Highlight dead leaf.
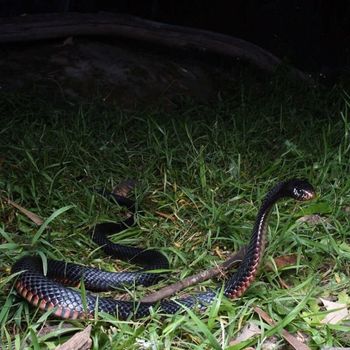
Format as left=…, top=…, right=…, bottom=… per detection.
left=214, top=246, right=227, bottom=260
left=274, top=254, right=298, bottom=268
left=155, top=211, right=176, bottom=221
left=297, top=214, right=325, bottom=225
left=6, top=198, right=43, bottom=225
left=229, top=322, right=261, bottom=345
left=174, top=242, right=181, bottom=248
left=266, top=254, right=298, bottom=271
left=254, top=306, right=311, bottom=350
left=320, top=298, right=349, bottom=324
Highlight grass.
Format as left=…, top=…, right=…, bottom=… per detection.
left=0, top=79, right=350, bottom=349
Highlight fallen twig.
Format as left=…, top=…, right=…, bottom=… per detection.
left=141, top=246, right=246, bottom=302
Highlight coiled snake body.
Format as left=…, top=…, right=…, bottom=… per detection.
left=12, top=179, right=315, bottom=319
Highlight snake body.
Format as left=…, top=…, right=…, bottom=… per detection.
left=12, top=179, right=315, bottom=319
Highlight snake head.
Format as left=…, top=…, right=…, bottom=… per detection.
left=284, top=179, right=316, bottom=201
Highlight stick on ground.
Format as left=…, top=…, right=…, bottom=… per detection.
left=141, top=246, right=247, bottom=303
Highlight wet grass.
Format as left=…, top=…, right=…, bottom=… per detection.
left=0, top=82, right=350, bottom=349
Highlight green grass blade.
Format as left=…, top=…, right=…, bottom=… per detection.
left=32, top=205, right=75, bottom=244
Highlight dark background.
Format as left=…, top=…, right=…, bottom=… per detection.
left=0, top=0, right=349, bottom=77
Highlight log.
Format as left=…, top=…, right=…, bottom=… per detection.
left=0, top=12, right=310, bottom=82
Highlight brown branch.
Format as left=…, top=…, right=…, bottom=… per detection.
left=0, top=12, right=310, bottom=82
left=141, top=246, right=247, bottom=303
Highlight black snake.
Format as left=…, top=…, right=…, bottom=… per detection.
left=12, top=179, right=315, bottom=319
